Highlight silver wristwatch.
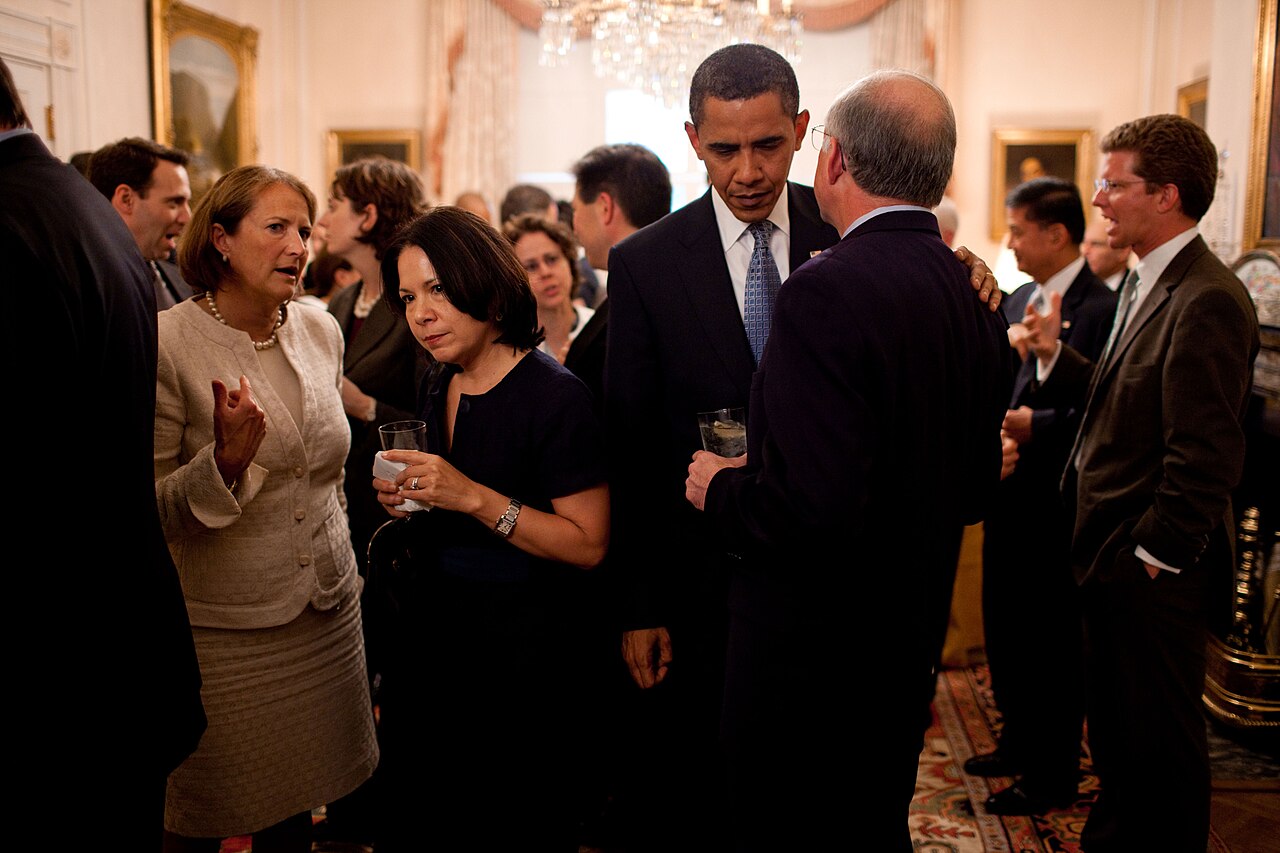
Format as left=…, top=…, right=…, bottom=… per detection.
left=494, top=498, right=522, bottom=538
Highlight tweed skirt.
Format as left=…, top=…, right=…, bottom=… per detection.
left=164, top=586, right=378, bottom=838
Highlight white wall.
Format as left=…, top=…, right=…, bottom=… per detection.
left=1, top=0, right=1263, bottom=260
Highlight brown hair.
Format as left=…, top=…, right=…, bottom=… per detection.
left=502, top=213, right=584, bottom=299
left=180, top=165, right=317, bottom=293
left=331, top=157, right=427, bottom=259
left=1100, top=114, right=1217, bottom=221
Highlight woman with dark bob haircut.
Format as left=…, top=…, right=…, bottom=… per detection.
left=157, top=165, right=378, bottom=851
left=369, top=205, right=609, bottom=851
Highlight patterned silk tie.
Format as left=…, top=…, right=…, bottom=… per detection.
left=744, top=220, right=781, bottom=364
left=1099, top=269, right=1139, bottom=368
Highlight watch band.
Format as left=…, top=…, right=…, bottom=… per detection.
left=493, top=498, right=522, bottom=538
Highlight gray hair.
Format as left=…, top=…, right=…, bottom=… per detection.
left=825, top=70, right=955, bottom=207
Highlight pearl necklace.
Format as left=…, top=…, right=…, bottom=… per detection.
left=206, top=290, right=283, bottom=351
left=352, top=284, right=380, bottom=319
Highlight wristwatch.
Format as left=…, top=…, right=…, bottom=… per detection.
left=493, top=498, right=522, bottom=538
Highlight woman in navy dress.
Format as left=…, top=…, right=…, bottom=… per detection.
left=370, top=206, right=609, bottom=851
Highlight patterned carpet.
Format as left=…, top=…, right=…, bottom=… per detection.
left=220, top=663, right=1277, bottom=851
left=912, top=664, right=1279, bottom=853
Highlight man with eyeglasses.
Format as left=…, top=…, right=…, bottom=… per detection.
left=605, top=45, right=1002, bottom=847
left=684, top=69, right=1011, bottom=852
left=1026, top=114, right=1259, bottom=853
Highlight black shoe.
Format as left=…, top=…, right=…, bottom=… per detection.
left=963, top=750, right=1021, bottom=777
left=983, top=782, right=1075, bottom=816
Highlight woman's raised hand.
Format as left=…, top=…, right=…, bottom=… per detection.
left=212, top=375, right=266, bottom=488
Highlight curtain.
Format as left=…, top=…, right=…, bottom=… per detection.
left=424, top=0, right=517, bottom=213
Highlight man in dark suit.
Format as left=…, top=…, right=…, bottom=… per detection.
left=686, top=70, right=1012, bottom=852
left=567, top=142, right=672, bottom=411
left=0, top=58, right=205, bottom=845
left=1028, top=114, right=1259, bottom=852
left=87, top=136, right=194, bottom=309
left=969, top=177, right=1118, bottom=814
left=603, top=44, right=839, bottom=848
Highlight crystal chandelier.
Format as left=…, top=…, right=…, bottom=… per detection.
left=538, top=1, right=803, bottom=111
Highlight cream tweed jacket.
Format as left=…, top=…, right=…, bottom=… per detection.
left=155, top=299, right=359, bottom=629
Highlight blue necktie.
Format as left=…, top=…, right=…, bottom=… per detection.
left=744, top=220, right=781, bottom=364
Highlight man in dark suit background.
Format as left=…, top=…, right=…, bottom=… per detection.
left=603, top=43, right=839, bottom=848
left=88, top=136, right=194, bottom=309
left=0, top=58, right=205, bottom=845
left=1028, top=114, right=1259, bottom=852
left=685, top=69, right=1012, bottom=852
left=969, top=177, right=1118, bottom=814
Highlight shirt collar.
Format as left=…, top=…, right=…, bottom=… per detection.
left=842, top=204, right=933, bottom=239
left=1039, top=255, right=1087, bottom=297
left=710, top=185, right=790, bottom=254
left=0, top=127, right=34, bottom=145
left=1134, top=226, right=1199, bottom=297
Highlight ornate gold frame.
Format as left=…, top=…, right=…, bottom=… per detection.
left=325, top=129, right=423, bottom=183
left=989, top=128, right=1095, bottom=241
left=1244, top=0, right=1278, bottom=252
left=149, top=0, right=258, bottom=168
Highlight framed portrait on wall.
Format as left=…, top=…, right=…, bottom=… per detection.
left=325, top=129, right=423, bottom=183
left=149, top=0, right=258, bottom=203
left=1177, top=78, right=1209, bottom=129
left=989, top=128, right=1094, bottom=241
left=1244, top=0, right=1280, bottom=252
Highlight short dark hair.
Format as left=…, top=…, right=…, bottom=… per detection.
left=331, top=156, right=427, bottom=260
left=689, top=44, right=799, bottom=127
left=572, top=143, right=672, bottom=229
left=499, top=183, right=554, bottom=225
left=381, top=206, right=543, bottom=351
left=0, top=57, right=31, bottom=130
left=503, top=213, right=584, bottom=299
left=1101, top=114, right=1218, bottom=221
left=87, top=137, right=189, bottom=200
left=181, top=165, right=317, bottom=294
left=826, top=70, right=955, bottom=208
left=305, top=251, right=355, bottom=299
left=69, top=151, right=93, bottom=177
left=1005, top=176, right=1086, bottom=243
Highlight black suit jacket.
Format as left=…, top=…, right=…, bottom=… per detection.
left=328, top=284, right=429, bottom=565
left=604, top=184, right=839, bottom=631
left=1, top=131, right=205, bottom=832
left=704, top=209, right=1011, bottom=635
left=1000, top=264, right=1118, bottom=490
left=1043, top=236, right=1259, bottom=585
left=156, top=257, right=193, bottom=307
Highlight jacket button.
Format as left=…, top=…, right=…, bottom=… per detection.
left=299, top=554, right=312, bottom=567
left=295, top=509, right=306, bottom=520
left=294, top=466, right=304, bottom=477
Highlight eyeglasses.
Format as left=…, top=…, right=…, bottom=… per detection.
left=1094, top=178, right=1146, bottom=193
left=810, top=124, right=832, bottom=152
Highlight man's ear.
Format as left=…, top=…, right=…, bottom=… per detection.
left=598, top=191, right=616, bottom=226
left=111, top=184, right=134, bottom=217
left=825, top=139, right=845, bottom=186
left=684, top=121, right=705, bottom=162
left=1154, top=183, right=1182, bottom=216
left=792, top=109, right=810, bottom=152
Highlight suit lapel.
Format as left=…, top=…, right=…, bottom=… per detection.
left=344, top=299, right=400, bottom=371
left=679, top=191, right=755, bottom=393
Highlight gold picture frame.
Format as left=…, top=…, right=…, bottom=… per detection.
left=1244, top=0, right=1279, bottom=252
left=325, top=129, right=423, bottom=184
left=149, top=0, right=258, bottom=201
left=989, top=128, right=1095, bottom=241
left=1177, top=78, right=1209, bottom=129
